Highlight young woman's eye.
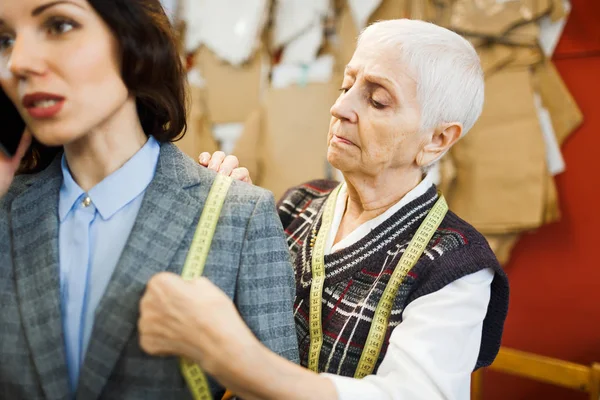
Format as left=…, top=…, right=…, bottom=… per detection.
left=0, top=35, right=15, bottom=51
left=46, top=18, right=78, bottom=35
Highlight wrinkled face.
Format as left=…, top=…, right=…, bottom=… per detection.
left=327, top=36, right=427, bottom=177
left=0, top=0, right=129, bottom=147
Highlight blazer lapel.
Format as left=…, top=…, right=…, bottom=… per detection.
left=76, top=144, right=204, bottom=399
left=11, top=160, right=71, bottom=400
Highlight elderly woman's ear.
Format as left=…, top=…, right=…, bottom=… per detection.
left=416, top=123, right=463, bottom=167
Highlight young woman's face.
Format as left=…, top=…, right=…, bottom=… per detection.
left=0, top=0, right=130, bottom=147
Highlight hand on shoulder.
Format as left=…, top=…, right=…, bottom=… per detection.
left=198, top=151, right=252, bottom=184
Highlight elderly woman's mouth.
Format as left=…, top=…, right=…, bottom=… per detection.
left=331, top=135, right=356, bottom=146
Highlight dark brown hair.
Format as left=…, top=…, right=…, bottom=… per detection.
left=7, top=0, right=188, bottom=174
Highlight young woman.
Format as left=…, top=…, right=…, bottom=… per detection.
left=0, top=1, right=299, bottom=399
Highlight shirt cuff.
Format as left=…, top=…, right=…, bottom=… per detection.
left=321, top=373, right=391, bottom=400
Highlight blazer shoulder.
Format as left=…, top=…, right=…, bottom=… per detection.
left=193, top=164, right=276, bottom=215
left=165, top=144, right=276, bottom=212
left=1, top=172, right=45, bottom=211
left=228, top=179, right=274, bottom=203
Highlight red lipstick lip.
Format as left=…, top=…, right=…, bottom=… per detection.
left=22, top=92, right=65, bottom=108
left=22, top=92, right=66, bottom=119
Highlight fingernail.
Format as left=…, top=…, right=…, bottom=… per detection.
left=200, top=155, right=209, bottom=164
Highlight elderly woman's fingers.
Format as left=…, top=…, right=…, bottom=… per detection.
left=217, top=155, right=240, bottom=176
left=198, top=152, right=211, bottom=167
left=230, top=168, right=252, bottom=184
left=207, top=151, right=226, bottom=172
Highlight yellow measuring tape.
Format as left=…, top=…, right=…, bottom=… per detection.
left=307, top=185, right=342, bottom=372
left=179, top=173, right=233, bottom=400
left=308, top=185, right=448, bottom=378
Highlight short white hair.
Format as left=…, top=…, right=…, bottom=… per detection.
left=358, top=19, right=484, bottom=137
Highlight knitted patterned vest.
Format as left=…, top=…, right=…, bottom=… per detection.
left=277, top=180, right=509, bottom=377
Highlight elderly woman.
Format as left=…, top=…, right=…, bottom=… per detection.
left=138, top=19, right=509, bottom=400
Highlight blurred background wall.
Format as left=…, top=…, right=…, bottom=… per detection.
left=484, top=0, right=600, bottom=398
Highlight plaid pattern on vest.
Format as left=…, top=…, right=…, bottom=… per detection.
left=277, top=180, right=509, bottom=377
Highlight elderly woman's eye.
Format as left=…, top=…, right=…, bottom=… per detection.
left=370, top=98, right=385, bottom=109
left=339, top=87, right=350, bottom=94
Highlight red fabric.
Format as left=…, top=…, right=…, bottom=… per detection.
left=484, top=0, right=600, bottom=398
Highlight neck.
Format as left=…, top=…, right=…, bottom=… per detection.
left=63, top=99, right=148, bottom=192
left=333, top=167, right=423, bottom=246
left=343, top=167, right=423, bottom=221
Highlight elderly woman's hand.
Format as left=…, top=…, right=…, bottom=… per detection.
left=139, top=272, right=339, bottom=400
left=138, top=272, right=260, bottom=377
left=0, top=130, right=31, bottom=198
left=198, top=151, right=252, bottom=184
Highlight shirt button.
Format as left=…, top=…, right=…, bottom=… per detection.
left=82, top=196, right=92, bottom=207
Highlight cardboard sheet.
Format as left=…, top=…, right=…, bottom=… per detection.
left=533, top=60, right=583, bottom=145
left=540, top=0, right=571, bottom=56
left=477, top=45, right=514, bottom=76
left=232, top=108, right=264, bottom=184
left=260, top=82, right=339, bottom=199
left=175, top=86, right=220, bottom=159
left=333, top=0, right=408, bottom=75
left=448, top=69, right=547, bottom=234
left=543, top=172, right=561, bottom=224
left=195, top=46, right=268, bottom=124
left=234, top=82, right=339, bottom=199
left=448, top=0, right=551, bottom=37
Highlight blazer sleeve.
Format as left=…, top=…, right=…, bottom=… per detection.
left=234, top=191, right=300, bottom=364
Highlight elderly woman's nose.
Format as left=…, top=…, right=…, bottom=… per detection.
left=330, top=94, right=358, bottom=124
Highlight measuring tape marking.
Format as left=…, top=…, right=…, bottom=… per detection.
left=179, top=173, right=233, bottom=400
left=307, top=185, right=448, bottom=378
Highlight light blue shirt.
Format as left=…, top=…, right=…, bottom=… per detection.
left=58, top=136, right=160, bottom=394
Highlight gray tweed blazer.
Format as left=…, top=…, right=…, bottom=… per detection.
left=0, top=143, right=299, bottom=400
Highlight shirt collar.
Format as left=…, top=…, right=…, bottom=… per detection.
left=327, top=174, right=434, bottom=253
left=59, top=136, right=160, bottom=221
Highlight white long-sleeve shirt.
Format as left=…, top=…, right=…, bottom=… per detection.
left=322, top=177, right=493, bottom=400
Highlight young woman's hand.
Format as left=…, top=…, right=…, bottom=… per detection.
left=0, top=130, right=31, bottom=198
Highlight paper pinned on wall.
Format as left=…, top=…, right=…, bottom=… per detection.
left=281, top=19, right=324, bottom=64
left=272, top=0, right=331, bottom=48
left=271, top=55, right=335, bottom=89
left=187, top=68, right=206, bottom=88
left=348, top=0, right=382, bottom=32
left=213, top=123, right=245, bottom=154
left=539, top=0, right=571, bottom=57
left=160, top=0, right=179, bottom=22
left=534, top=93, right=566, bottom=176
left=182, top=0, right=269, bottom=66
